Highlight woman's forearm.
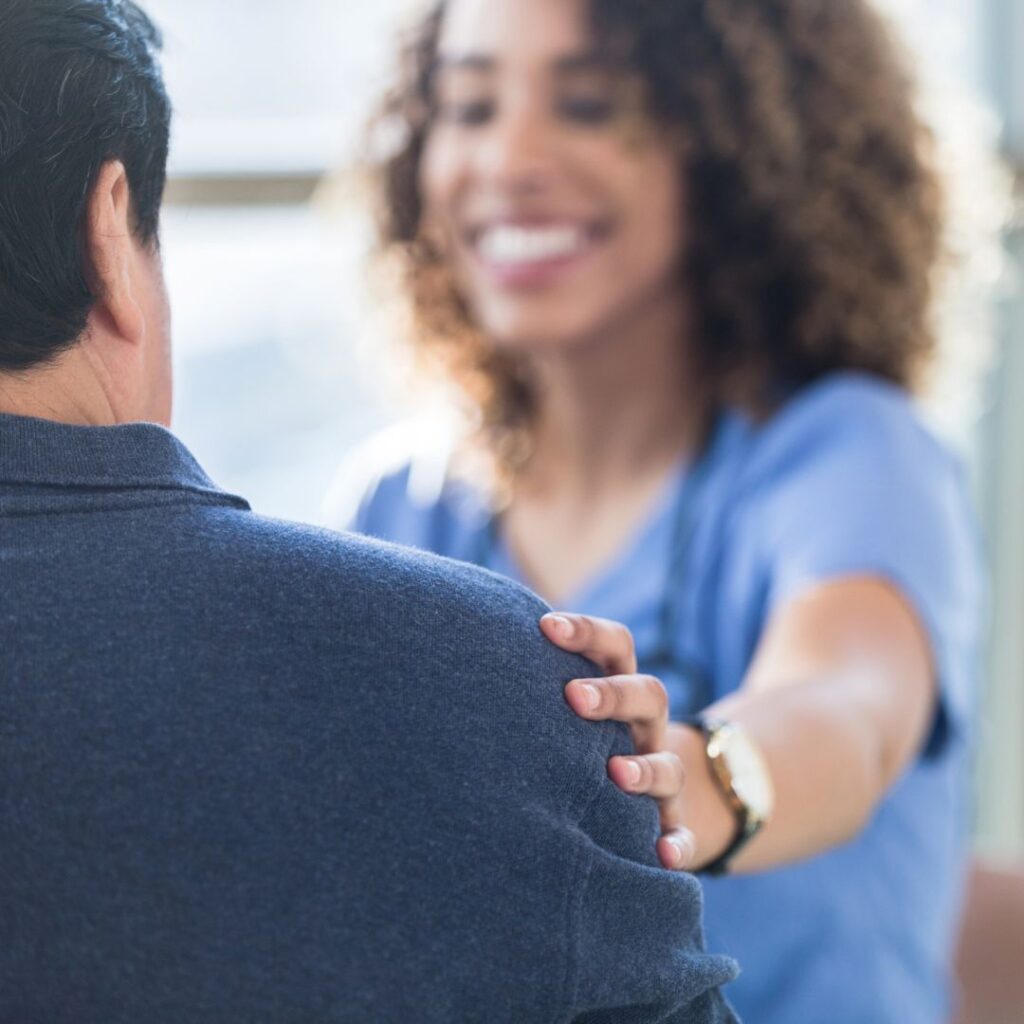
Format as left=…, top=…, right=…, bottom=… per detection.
left=676, top=577, right=937, bottom=874
left=673, top=675, right=892, bottom=873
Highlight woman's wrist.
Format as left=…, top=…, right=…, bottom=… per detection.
left=671, top=722, right=740, bottom=871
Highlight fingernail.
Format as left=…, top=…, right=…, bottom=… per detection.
left=578, top=683, right=600, bottom=711
left=669, top=835, right=695, bottom=868
left=625, top=760, right=642, bottom=786
left=547, top=615, right=575, bottom=640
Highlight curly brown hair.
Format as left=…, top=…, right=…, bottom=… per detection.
left=373, top=0, right=944, bottom=475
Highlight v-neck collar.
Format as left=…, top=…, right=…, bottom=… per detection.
left=487, top=452, right=693, bottom=610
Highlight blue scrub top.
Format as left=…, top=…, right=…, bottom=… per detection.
left=331, top=372, right=982, bottom=1024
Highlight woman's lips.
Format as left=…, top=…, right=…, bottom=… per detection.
left=469, top=221, right=603, bottom=288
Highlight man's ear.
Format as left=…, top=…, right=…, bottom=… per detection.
left=84, top=160, right=146, bottom=347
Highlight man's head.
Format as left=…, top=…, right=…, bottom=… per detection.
left=0, top=0, right=173, bottom=425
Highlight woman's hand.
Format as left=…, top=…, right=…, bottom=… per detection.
left=540, top=611, right=697, bottom=871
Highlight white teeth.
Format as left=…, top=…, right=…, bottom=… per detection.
left=477, top=225, right=588, bottom=265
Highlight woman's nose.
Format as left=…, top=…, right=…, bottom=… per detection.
left=474, top=101, right=558, bottom=193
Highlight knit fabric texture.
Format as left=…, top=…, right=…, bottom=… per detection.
left=0, top=413, right=738, bottom=1024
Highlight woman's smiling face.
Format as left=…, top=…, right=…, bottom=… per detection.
left=420, top=0, right=687, bottom=353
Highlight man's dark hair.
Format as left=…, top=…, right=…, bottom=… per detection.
left=0, top=0, right=170, bottom=372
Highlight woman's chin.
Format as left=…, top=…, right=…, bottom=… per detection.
left=481, top=316, right=611, bottom=357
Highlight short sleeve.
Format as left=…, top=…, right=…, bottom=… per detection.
left=744, top=375, right=983, bottom=757
left=319, top=446, right=384, bottom=535
left=320, top=417, right=456, bottom=537
left=569, top=725, right=739, bottom=1023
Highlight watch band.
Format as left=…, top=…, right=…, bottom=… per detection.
left=682, top=715, right=767, bottom=877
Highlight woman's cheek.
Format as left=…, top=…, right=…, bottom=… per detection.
left=418, top=140, right=448, bottom=225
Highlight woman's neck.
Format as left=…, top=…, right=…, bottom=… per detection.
left=521, top=293, right=707, bottom=499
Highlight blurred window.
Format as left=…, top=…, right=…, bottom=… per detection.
left=147, top=0, right=408, bottom=519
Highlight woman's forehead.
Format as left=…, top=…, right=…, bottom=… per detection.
left=436, top=0, right=594, bottom=67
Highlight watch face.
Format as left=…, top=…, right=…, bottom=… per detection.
left=714, top=726, right=775, bottom=820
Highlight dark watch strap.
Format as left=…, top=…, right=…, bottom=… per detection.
left=681, top=716, right=756, bottom=877
left=701, top=807, right=758, bottom=878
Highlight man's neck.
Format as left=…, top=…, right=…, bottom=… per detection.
left=0, top=347, right=121, bottom=426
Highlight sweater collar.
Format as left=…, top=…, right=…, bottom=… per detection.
left=0, top=413, right=245, bottom=505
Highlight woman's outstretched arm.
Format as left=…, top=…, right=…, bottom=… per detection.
left=544, top=575, right=936, bottom=873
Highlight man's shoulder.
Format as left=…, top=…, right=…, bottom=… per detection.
left=161, top=503, right=595, bottom=714
left=183, top=502, right=546, bottom=628
left=171, top=501, right=615, bottom=803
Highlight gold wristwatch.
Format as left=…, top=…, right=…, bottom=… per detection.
left=685, top=716, right=775, bottom=876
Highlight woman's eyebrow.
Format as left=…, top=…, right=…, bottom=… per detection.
left=554, top=51, right=623, bottom=74
left=432, top=51, right=621, bottom=76
left=433, top=54, right=495, bottom=75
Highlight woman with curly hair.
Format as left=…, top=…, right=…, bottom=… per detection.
left=334, top=0, right=982, bottom=1018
